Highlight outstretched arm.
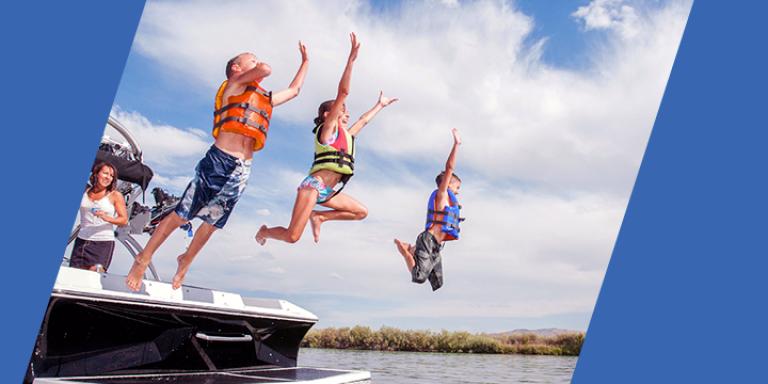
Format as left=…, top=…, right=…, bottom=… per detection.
left=320, top=33, right=360, bottom=144
left=437, top=128, right=462, bottom=197
left=272, top=41, right=310, bottom=107
left=348, top=91, right=398, bottom=136
left=231, top=59, right=272, bottom=85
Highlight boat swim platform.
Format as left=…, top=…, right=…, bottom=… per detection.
left=32, top=367, right=372, bottom=384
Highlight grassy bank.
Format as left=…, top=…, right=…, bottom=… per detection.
left=301, top=326, right=583, bottom=356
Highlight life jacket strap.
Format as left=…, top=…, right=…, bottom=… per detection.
left=312, top=157, right=355, bottom=170
left=244, top=85, right=272, bottom=98
left=213, top=116, right=268, bottom=135
left=214, top=102, right=270, bottom=120
left=428, top=209, right=461, bottom=219
left=313, top=150, right=354, bottom=161
left=313, top=150, right=355, bottom=170
left=428, top=219, right=461, bottom=231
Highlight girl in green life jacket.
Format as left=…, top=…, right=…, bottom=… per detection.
left=256, top=33, right=397, bottom=245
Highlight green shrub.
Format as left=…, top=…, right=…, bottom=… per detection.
left=302, top=327, right=584, bottom=356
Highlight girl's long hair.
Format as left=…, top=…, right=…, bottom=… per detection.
left=313, top=99, right=335, bottom=130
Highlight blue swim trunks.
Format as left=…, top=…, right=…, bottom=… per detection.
left=175, top=145, right=251, bottom=229
left=299, top=175, right=335, bottom=203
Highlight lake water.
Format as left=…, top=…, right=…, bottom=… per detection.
left=298, top=348, right=577, bottom=384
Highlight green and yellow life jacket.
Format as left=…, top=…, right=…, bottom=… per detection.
left=309, top=123, right=355, bottom=175
left=307, top=123, right=355, bottom=203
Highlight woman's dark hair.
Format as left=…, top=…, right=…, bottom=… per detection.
left=313, top=99, right=335, bottom=127
left=435, top=171, right=461, bottom=187
left=89, top=161, right=119, bottom=192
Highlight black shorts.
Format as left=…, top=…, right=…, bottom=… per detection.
left=69, top=237, right=115, bottom=271
left=411, top=230, right=444, bottom=291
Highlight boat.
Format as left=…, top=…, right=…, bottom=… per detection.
left=25, top=116, right=371, bottom=384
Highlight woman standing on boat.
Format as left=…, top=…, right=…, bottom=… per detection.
left=256, top=33, right=397, bottom=245
left=70, top=161, right=128, bottom=272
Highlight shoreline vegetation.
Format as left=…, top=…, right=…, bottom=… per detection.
left=301, top=326, right=584, bottom=356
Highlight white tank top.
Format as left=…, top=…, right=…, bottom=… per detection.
left=78, top=191, right=117, bottom=241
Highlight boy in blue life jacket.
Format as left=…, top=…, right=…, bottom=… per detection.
left=394, top=128, right=463, bottom=291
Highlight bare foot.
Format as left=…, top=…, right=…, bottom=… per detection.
left=255, top=225, right=267, bottom=246
left=172, top=253, right=192, bottom=290
left=394, top=239, right=412, bottom=258
left=126, top=256, right=149, bottom=291
left=310, top=212, right=324, bottom=243
left=394, top=238, right=416, bottom=271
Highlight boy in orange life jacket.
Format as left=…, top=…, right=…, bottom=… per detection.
left=394, top=128, right=463, bottom=291
left=126, top=42, right=310, bottom=292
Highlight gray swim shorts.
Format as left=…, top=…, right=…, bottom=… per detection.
left=411, top=230, right=444, bottom=291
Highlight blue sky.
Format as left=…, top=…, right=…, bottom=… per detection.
left=98, top=0, right=691, bottom=333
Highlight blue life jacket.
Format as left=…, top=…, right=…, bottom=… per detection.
left=425, top=189, right=464, bottom=241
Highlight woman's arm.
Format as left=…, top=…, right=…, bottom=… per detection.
left=271, top=41, right=309, bottom=107
left=348, top=91, right=398, bottom=136
left=95, top=191, right=128, bottom=226
left=320, top=33, right=360, bottom=144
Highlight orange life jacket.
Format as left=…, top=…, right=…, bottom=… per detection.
left=213, top=80, right=273, bottom=151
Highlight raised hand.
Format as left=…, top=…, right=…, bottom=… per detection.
left=378, top=91, right=399, bottom=107
left=451, top=128, right=461, bottom=145
left=348, top=32, right=361, bottom=62
left=299, top=40, right=308, bottom=62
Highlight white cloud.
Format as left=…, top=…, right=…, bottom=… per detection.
left=132, top=0, right=688, bottom=197
left=109, top=107, right=210, bottom=171
left=107, top=0, right=692, bottom=330
left=572, top=0, right=641, bottom=39
left=438, top=0, right=460, bottom=8
left=149, top=173, right=193, bottom=194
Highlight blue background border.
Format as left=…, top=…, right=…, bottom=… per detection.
left=0, top=1, right=145, bottom=380
left=574, top=2, right=768, bottom=382
left=3, top=1, right=767, bottom=382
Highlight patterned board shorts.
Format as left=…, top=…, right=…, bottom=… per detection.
left=174, top=145, right=251, bottom=229
left=298, top=175, right=335, bottom=203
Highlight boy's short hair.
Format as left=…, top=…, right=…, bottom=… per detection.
left=225, top=56, right=238, bottom=79
left=225, top=53, right=249, bottom=79
left=435, top=171, right=461, bottom=187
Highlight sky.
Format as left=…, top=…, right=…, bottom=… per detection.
left=73, top=0, right=691, bottom=333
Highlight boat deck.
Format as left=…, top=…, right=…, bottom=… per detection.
left=30, top=268, right=370, bottom=384
left=52, top=266, right=318, bottom=322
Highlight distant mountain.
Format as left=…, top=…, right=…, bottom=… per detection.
left=487, top=328, right=581, bottom=338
